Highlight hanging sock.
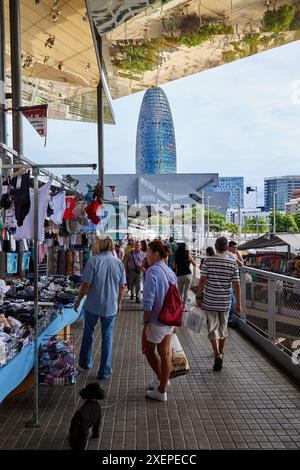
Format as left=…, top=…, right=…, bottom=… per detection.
left=85, top=199, right=100, bottom=225
left=11, top=171, right=31, bottom=227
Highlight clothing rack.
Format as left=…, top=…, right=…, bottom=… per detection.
left=0, top=142, right=97, bottom=427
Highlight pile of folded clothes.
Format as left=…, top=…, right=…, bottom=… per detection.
left=0, top=313, right=33, bottom=367
left=39, top=338, right=77, bottom=386
left=0, top=275, right=82, bottom=367
left=4, top=275, right=81, bottom=305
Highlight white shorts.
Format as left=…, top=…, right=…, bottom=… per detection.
left=147, top=322, right=174, bottom=344
left=204, top=310, right=229, bottom=341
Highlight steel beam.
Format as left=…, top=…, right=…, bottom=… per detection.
left=9, top=0, right=23, bottom=160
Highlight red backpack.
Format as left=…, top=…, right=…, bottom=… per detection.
left=157, top=265, right=184, bottom=327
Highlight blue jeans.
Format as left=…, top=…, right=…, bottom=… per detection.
left=79, top=310, right=117, bottom=378
left=229, top=289, right=235, bottom=322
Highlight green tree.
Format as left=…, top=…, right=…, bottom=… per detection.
left=243, top=216, right=268, bottom=234
left=205, top=210, right=226, bottom=232
left=225, top=222, right=238, bottom=234
left=269, top=211, right=298, bottom=232
left=293, top=211, right=300, bottom=230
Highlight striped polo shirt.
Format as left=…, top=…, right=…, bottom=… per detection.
left=201, top=254, right=240, bottom=312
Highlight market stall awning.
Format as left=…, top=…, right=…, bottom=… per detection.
left=4, top=1, right=300, bottom=122
left=238, top=233, right=300, bottom=251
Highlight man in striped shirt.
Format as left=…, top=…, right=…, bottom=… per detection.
left=197, top=237, right=241, bottom=371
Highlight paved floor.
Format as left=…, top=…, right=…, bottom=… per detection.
left=0, top=296, right=300, bottom=450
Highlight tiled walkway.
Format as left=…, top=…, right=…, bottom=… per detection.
left=0, top=296, right=300, bottom=450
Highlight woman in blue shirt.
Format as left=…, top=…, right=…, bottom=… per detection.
left=74, top=235, right=126, bottom=380
left=142, top=240, right=178, bottom=402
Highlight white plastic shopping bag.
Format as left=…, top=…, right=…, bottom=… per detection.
left=182, top=306, right=205, bottom=333
left=170, top=333, right=189, bottom=378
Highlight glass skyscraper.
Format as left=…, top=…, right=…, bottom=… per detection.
left=136, top=87, right=176, bottom=174
left=206, top=177, right=244, bottom=209
left=264, top=176, right=300, bottom=211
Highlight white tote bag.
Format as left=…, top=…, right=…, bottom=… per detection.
left=170, top=333, right=189, bottom=378
left=182, top=306, right=205, bottom=333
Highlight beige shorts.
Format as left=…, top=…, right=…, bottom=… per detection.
left=147, top=322, right=174, bottom=344
left=204, top=310, right=229, bottom=341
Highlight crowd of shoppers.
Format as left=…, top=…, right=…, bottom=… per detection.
left=74, top=234, right=242, bottom=402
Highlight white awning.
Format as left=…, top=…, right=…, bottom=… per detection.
left=276, top=233, right=300, bottom=250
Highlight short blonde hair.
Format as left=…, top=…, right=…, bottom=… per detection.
left=94, top=236, right=115, bottom=254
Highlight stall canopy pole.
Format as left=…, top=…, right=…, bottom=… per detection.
left=9, top=0, right=23, bottom=162
left=31, top=167, right=40, bottom=427
left=97, top=37, right=104, bottom=185
left=0, top=0, right=10, bottom=169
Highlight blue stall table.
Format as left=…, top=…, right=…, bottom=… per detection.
left=0, top=306, right=81, bottom=403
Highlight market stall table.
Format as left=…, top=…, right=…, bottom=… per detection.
left=0, top=305, right=81, bottom=403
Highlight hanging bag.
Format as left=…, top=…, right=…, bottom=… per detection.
left=156, top=265, right=183, bottom=327
left=182, top=306, right=205, bottom=333
left=170, top=333, right=189, bottom=378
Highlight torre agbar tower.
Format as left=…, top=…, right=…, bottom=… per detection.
left=136, top=87, right=177, bottom=174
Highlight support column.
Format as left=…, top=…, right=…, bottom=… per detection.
left=0, top=0, right=10, bottom=167
left=9, top=0, right=23, bottom=161
left=26, top=167, right=40, bottom=428
left=97, top=38, right=104, bottom=184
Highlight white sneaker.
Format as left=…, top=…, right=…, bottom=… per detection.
left=146, top=389, right=167, bottom=402
left=147, top=378, right=170, bottom=389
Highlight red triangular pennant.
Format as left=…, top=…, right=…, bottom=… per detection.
left=19, top=105, right=48, bottom=146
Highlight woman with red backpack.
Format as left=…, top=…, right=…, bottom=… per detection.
left=142, top=240, right=183, bottom=402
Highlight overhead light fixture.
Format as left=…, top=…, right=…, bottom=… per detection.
left=45, top=35, right=55, bottom=48
left=51, top=8, right=61, bottom=23
left=85, top=63, right=90, bottom=73
left=189, top=193, right=203, bottom=204
left=23, top=55, right=33, bottom=69
left=58, top=61, right=64, bottom=70
left=43, top=56, right=49, bottom=64
left=82, top=11, right=88, bottom=22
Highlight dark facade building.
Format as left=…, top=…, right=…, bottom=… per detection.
left=136, top=87, right=176, bottom=174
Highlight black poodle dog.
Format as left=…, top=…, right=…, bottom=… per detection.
left=69, top=382, right=105, bottom=450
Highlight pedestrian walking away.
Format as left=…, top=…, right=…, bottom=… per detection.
left=174, top=242, right=197, bottom=310
left=125, top=241, right=145, bottom=303
left=227, top=240, right=244, bottom=327
left=74, top=235, right=126, bottom=380
left=197, top=236, right=241, bottom=372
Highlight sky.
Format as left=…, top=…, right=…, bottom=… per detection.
left=8, top=39, right=300, bottom=204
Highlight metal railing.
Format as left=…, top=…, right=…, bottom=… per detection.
left=239, top=267, right=300, bottom=371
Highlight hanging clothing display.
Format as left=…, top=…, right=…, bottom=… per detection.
left=51, top=191, right=66, bottom=226
left=11, top=172, right=31, bottom=227
left=72, top=201, right=89, bottom=226
left=0, top=178, right=13, bottom=210
left=14, top=181, right=52, bottom=242
left=64, top=197, right=76, bottom=220
left=85, top=199, right=100, bottom=225
left=5, top=207, right=17, bottom=235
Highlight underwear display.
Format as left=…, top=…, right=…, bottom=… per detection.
left=0, top=275, right=81, bottom=368
left=11, top=172, right=31, bottom=227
